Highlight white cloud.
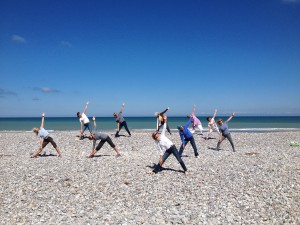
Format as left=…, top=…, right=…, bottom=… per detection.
left=34, top=87, right=60, bottom=93
left=61, top=41, right=73, bottom=48
left=11, top=34, right=27, bottom=43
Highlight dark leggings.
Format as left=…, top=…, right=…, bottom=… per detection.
left=96, top=137, right=116, bottom=151
left=153, top=145, right=187, bottom=173
left=42, top=136, right=57, bottom=149
left=179, top=136, right=198, bottom=157
left=115, top=121, right=131, bottom=136
left=217, top=133, right=235, bottom=151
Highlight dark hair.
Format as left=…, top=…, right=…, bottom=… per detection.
left=206, top=117, right=211, bottom=121
left=152, top=132, right=158, bottom=140
left=77, top=112, right=80, bottom=117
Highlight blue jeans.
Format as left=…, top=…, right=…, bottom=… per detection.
left=153, top=145, right=187, bottom=173
left=179, top=136, right=198, bottom=157
left=82, top=123, right=92, bottom=134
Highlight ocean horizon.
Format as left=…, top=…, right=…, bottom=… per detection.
left=0, top=116, right=300, bottom=132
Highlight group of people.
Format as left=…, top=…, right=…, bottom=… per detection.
left=31, top=102, right=236, bottom=175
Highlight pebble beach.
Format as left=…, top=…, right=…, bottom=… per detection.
left=0, top=130, right=299, bottom=224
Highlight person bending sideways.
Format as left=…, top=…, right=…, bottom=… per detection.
left=206, top=109, right=220, bottom=139
left=32, top=113, right=62, bottom=158
left=187, top=104, right=203, bottom=135
left=87, top=117, right=121, bottom=158
left=149, top=116, right=187, bottom=175
left=216, top=112, right=236, bottom=152
left=155, top=107, right=172, bottom=135
left=113, top=102, right=131, bottom=137
left=178, top=117, right=199, bottom=158
left=77, top=101, right=92, bottom=140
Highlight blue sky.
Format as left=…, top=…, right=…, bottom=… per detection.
left=1, top=0, right=300, bottom=117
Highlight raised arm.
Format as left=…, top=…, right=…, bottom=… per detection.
left=192, top=104, right=196, bottom=115
left=212, top=109, right=217, bottom=119
left=226, top=112, right=235, bottom=123
left=160, top=107, right=169, bottom=115
left=41, top=112, right=45, bottom=128
left=119, top=102, right=125, bottom=113
left=83, top=101, right=89, bottom=114
left=184, top=117, right=193, bottom=129
left=92, top=116, right=96, bottom=132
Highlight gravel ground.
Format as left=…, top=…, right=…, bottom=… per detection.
left=0, top=131, right=299, bottom=224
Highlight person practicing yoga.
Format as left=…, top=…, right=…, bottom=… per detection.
left=32, top=113, right=62, bottom=158
left=149, top=116, right=187, bottom=174
left=113, top=102, right=131, bottom=137
left=187, top=104, right=203, bottom=135
left=206, top=109, right=220, bottom=139
left=77, top=101, right=92, bottom=140
left=178, top=117, right=199, bottom=158
left=155, top=107, right=172, bottom=135
left=216, top=112, right=236, bottom=152
left=87, top=117, right=121, bottom=158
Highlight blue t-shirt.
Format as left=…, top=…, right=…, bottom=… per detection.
left=38, top=128, right=49, bottom=139
left=219, top=122, right=230, bottom=135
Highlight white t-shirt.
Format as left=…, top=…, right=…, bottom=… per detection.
left=79, top=113, right=90, bottom=124
left=208, top=118, right=217, bottom=129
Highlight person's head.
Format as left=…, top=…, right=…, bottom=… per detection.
left=187, top=114, right=192, bottom=118
left=113, top=113, right=117, bottom=118
left=33, top=127, right=39, bottom=134
left=206, top=117, right=212, bottom=122
left=177, top=125, right=183, bottom=131
left=152, top=132, right=159, bottom=140
left=77, top=112, right=81, bottom=118
left=217, top=118, right=223, bottom=125
left=154, top=112, right=159, bottom=117
left=89, top=134, right=94, bottom=140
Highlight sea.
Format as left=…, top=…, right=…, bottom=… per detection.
left=0, top=116, right=300, bottom=132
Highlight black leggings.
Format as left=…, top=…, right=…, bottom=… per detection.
left=96, top=137, right=116, bottom=151
left=115, top=121, right=131, bottom=136
left=154, top=145, right=187, bottom=173
left=42, top=136, right=57, bottom=149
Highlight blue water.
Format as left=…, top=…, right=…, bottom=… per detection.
left=0, top=116, right=300, bottom=132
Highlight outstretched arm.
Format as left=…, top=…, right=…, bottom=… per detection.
left=41, top=113, right=45, bottom=128
left=192, top=104, right=196, bottom=115
left=160, top=107, right=169, bottom=115
left=83, top=101, right=89, bottom=114
left=226, top=112, right=235, bottom=123
left=92, top=116, right=96, bottom=132
left=119, top=102, right=125, bottom=113
left=212, top=109, right=217, bottom=119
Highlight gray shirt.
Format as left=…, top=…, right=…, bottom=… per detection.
left=116, top=113, right=125, bottom=123
left=219, top=122, right=230, bottom=135
left=92, top=132, right=109, bottom=150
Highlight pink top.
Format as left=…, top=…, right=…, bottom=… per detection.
left=192, top=115, right=201, bottom=127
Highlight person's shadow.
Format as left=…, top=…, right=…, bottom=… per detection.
left=147, top=164, right=185, bottom=174
left=38, top=153, right=57, bottom=157
left=207, top=147, right=221, bottom=151
left=89, top=154, right=111, bottom=158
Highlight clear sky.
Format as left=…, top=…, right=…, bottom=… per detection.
left=1, top=0, right=300, bottom=117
